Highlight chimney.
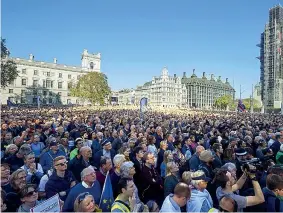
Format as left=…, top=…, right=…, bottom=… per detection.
left=183, top=72, right=186, bottom=77
left=29, top=54, right=34, bottom=61
left=53, top=58, right=57, bottom=64
left=174, top=74, right=176, bottom=78
left=211, top=74, right=214, bottom=80
left=203, top=72, right=206, bottom=77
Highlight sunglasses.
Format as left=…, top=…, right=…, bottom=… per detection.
left=25, top=189, right=38, bottom=197
left=78, top=192, right=90, bottom=203
left=218, top=206, right=230, bottom=212
left=55, top=161, right=68, bottom=166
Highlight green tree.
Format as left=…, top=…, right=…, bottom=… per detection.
left=69, top=72, right=111, bottom=105
left=1, top=39, right=18, bottom=88
left=242, top=98, right=261, bottom=110
left=214, top=95, right=234, bottom=110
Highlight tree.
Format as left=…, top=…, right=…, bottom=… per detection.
left=1, top=39, right=18, bottom=88
left=241, top=98, right=261, bottom=110
left=214, top=95, right=234, bottom=110
left=69, top=72, right=111, bottom=105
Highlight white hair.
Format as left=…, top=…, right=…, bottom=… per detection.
left=221, top=162, right=236, bottom=172
left=190, top=170, right=205, bottom=188
left=120, top=161, right=134, bottom=178
left=113, top=154, right=126, bottom=167
left=79, top=146, right=91, bottom=154
left=80, top=166, right=95, bottom=180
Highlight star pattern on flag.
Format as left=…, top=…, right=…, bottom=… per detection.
left=103, top=199, right=107, bottom=204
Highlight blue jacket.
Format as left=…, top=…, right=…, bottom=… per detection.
left=63, top=181, right=101, bottom=212
left=262, top=187, right=283, bottom=212
left=160, top=194, right=181, bottom=212
left=45, top=170, right=76, bottom=201
left=189, top=153, right=200, bottom=171
left=39, top=150, right=66, bottom=173
left=187, top=189, right=213, bottom=212
left=91, top=139, right=102, bottom=154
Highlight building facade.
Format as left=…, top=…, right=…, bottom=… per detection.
left=181, top=70, right=235, bottom=109
left=117, top=67, right=235, bottom=109
left=259, top=4, right=283, bottom=109
left=1, top=49, right=101, bottom=105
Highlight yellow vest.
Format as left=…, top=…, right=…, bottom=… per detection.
left=111, top=197, right=130, bottom=213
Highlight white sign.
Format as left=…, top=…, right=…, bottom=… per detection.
left=30, top=194, right=60, bottom=213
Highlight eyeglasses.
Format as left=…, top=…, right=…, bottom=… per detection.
left=55, top=161, right=68, bottom=166
left=25, top=189, right=38, bottom=197
left=218, top=206, right=230, bottom=212
left=78, top=192, right=90, bottom=203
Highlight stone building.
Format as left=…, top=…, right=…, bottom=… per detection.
left=181, top=70, right=235, bottom=109
left=1, top=49, right=101, bottom=105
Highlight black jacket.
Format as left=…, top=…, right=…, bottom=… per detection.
left=68, top=156, right=93, bottom=181
left=93, top=149, right=116, bottom=168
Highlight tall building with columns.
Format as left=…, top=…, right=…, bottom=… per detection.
left=181, top=70, right=235, bottom=109
left=1, top=49, right=101, bottom=105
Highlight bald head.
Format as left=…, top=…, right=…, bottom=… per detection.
left=196, top=146, right=204, bottom=155
left=219, top=196, right=237, bottom=212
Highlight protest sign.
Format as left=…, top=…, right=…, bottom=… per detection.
left=30, top=194, right=60, bottom=213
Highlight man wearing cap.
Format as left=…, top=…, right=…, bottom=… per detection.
left=93, top=139, right=115, bottom=168
left=70, top=137, right=84, bottom=160
left=39, top=140, right=66, bottom=173
left=187, top=170, right=213, bottom=212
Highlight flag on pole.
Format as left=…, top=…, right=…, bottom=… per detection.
left=237, top=99, right=246, bottom=112
left=37, top=96, right=41, bottom=109
left=7, top=99, right=17, bottom=109
left=140, top=97, right=148, bottom=120
left=99, top=171, right=114, bottom=212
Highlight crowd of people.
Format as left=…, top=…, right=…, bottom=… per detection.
left=1, top=106, right=283, bottom=212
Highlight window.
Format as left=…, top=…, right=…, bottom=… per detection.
left=33, top=90, right=37, bottom=95
left=9, top=89, right=13, bottom=93
left=58, top=92, right=62, bottom=96
left=21, top=97, right=25, bottom=104
left=68, top=74, right=71, bottom=79
left=8, top=97, right=15, bottom=102
left=49, top=98, right=52, bottom=104
left=58, top=82, right=62, bottom=89
left=49, top=92, right=53, bottom=96
left=21, top=89, right=26, bottom=95
left=33, top=98, right=37, bottom=104
left=22, top=69, right=27, bottom=74
left=43, top=80, right=46, bottom=88
left=59, top=73, right=62, bottom=78
left=51, top=81, right=54, bottom=88
left=21, top=79, right=27, bottom=86
left=47, top=72, right=50, bottom=77
left=43, top=90, right=47, bottom=96
left=90, top=62, right=94, bottom=70
left=33, top=80, right=38, bottom=87
left=46, top=80, right=51, bottom=88
left=34, top=70, right=38, bottom=75
left=67, top=99, right=71, bottom=104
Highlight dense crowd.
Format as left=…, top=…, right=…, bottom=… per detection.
left=1, top=106, right=283, bottom=212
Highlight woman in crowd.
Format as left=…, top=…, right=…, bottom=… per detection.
left=164, top=162, right=180, bottom=197
left=18, top=184, right=40, bottom=213
left=74, top=192, right=102, bottom=212
left=160, top=150, right=173, bottom=178
left=119, top=145, right=131, bottom=161
left=147, top=135, right=158, bottom=159
left=157, top=141, right=168, bottom=172
left=0, top=164, right=11, bottom=192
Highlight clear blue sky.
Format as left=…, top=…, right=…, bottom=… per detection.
left=2, top=0, right=282, bottom=98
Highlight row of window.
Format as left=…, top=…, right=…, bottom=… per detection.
left=8, top=97, right=75, bottom=104
left=22, top=69, right=78, bottom=79
left=19, top=79, right=66, bottom=89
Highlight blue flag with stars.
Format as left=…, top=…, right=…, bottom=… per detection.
left=99, top=171, right=114, bottom=212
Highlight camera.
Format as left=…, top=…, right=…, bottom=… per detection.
left=240, top=158, right=262, bottom=173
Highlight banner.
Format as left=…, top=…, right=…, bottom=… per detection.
left=140, top=97, right=148, bottom=120
left=30, top=194, right=60, bottom=213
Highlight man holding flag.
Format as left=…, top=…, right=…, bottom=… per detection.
left=99, top=170, right=114, bottom=212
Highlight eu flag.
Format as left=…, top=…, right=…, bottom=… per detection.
left=99, top=171, right=114, bottom=212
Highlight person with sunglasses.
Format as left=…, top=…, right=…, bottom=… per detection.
left=74, top=192, right=102, bottom=212
left=18, top=184, right=40, bottom=213
left=45, top=156, right=76, bottom=201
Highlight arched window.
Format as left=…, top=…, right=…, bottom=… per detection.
left=90, top=62, right=94, bottom=70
